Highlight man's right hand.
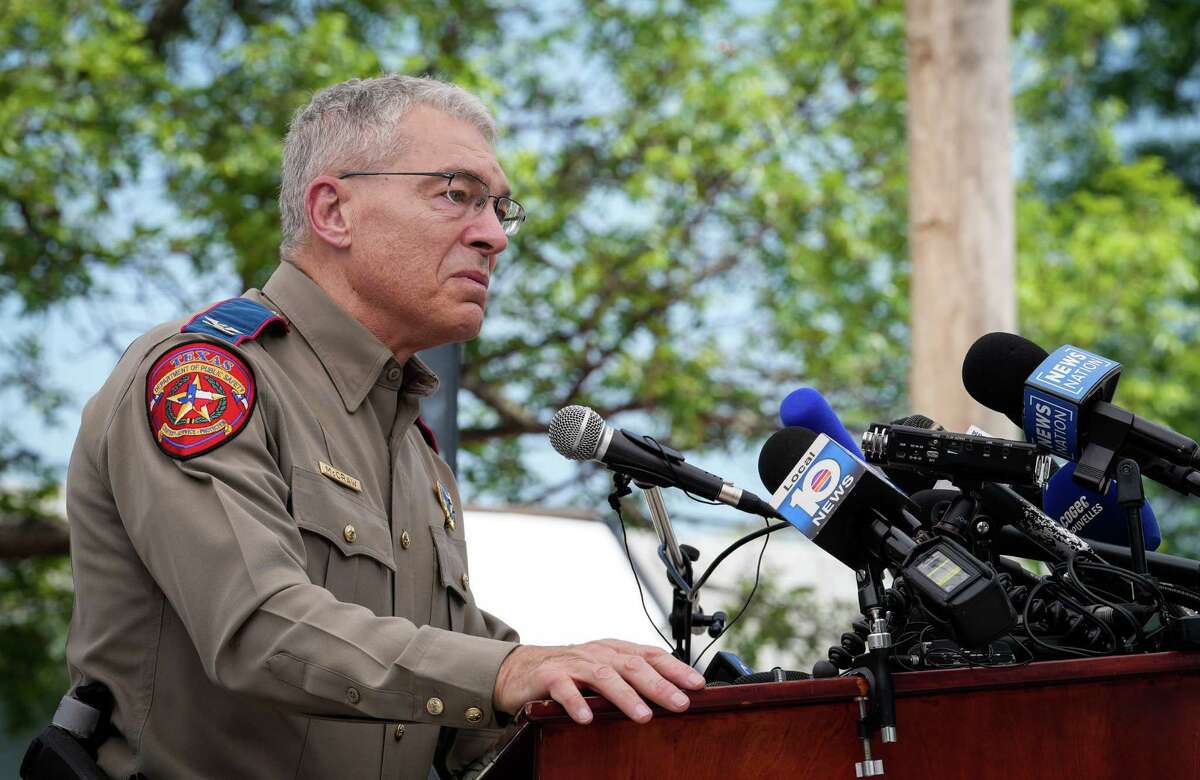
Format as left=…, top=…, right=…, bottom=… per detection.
left=492, top=639, right=706, bottom=725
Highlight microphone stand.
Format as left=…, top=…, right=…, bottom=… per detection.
left=849, top=564, right=896, bottom=778
left=609, top=473, right=726, bottom=664
left=1115, top=458, right=1150, bottom=577
left=639, top=485, right=728, bottom=664
left=1074, top=405, right=1200, bottom=497
left=643, top=484, right=686, bottom=573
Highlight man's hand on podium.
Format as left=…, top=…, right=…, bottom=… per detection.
left=492, top=639, right=705, bottom=725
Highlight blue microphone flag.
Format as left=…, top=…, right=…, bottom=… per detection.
left=1043, top=461, right=1161, bottom=550
left=769, top=433, right=867, bottom=540
left=1023, top=345, right=1122, bottom=459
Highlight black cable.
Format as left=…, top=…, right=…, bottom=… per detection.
left=693, top=518, right=772, bottom=669
left=1073, top=559, right=1165, bottom=610
left=605, top=443, right=785, bottom=668
left=1056, top=554, right=1169, bottom=652
left=1052, top=578, right=1122, bottom=653
left=1021, top=580, right=1110, bottom=658
left=1161, top=582, right=1200, bottom=611
left=691, top=521, right=790, bottom=594
left=609, top=434, right=787, bottom=597
left=1065, top=554, right=1143, bottom=646
left=643, top=436, right=722, bottom=508
left=610, top=481, right=674, bottom=651
left=995, top=633, right=1036, bottom=668
left=1012, top=543, right=1184, bottom=658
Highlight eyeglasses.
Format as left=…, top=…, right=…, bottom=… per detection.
left=336, top=170, right=526, bottom=236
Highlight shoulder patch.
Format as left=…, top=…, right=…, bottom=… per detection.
left=181, top=298, right=288, bottom=345
left=146, top=342, right=257, bottom=460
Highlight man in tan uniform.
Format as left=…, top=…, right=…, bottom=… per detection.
left=61, top=75, right=703, bottom=779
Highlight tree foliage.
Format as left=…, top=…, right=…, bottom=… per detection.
left=1, top=0, right=1199, bottom=739
left=1013, top=0, right=1200, bottom=553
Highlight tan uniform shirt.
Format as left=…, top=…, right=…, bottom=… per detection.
left=64, top=261, right=519, bottom=779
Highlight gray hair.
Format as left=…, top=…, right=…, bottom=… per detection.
left=278, top=74, right=497, bottom=257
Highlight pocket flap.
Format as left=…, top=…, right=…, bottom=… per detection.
left=292, top=466, right=395, bottom=571
left=429, top=525, right=469, bottom=600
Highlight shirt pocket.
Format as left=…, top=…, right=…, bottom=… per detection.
left=428, top=520, right=472, bottom=632
left=291, top=465, right=395, bottom=616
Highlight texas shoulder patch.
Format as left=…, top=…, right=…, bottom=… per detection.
left=146, top=342, right=257, bottom=460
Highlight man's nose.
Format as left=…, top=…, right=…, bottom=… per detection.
left=465, top=206, right=509, bottom=257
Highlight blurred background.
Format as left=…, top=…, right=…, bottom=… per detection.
left=2, top=0, right=1199, bottom=769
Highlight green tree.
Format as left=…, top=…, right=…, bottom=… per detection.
left=1087, top=1, right=1200, bottom=198
left=2, top=0, right=1199, bottom=740
left=1014, top=0, right=1200, bottom=554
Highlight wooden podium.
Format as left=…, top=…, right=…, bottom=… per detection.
left=484, top=652, right=1200, bottom=779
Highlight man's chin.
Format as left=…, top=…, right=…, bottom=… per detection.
left=446, top=307, right=485, bottom=342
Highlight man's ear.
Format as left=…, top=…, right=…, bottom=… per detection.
left=305, top=175, right=353, bottom=249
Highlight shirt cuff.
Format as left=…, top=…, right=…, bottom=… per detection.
left=408, top=627, right=519, bottom=729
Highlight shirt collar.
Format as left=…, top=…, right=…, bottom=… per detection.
left=261, top=261, right=439, bottom=412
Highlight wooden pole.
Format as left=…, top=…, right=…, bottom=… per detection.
left=907, top=0, right=1016, bottom=434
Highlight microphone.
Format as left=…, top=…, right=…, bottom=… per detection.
left=1043, top=461, right=1161, bottom=551
left=879, top=413, right=1094, bottom=561
left=779, top=387, right=865, bottom=458
left=995, top=526, right=1200, bottom=590
left=963, top=332, right=1200, bottom=494
left=779, top=386, right=933, bottom=492
left=758, top=426, right=918, bottom=568
left=976, top=482, right=1096, bottom=561
left=547, top=405, right=780, bottom=519
left=758, top=426, right=1016, bottom=647
left=879, top=415, right=945, bottom=494
left=861, top=423, right=1053, bottom=488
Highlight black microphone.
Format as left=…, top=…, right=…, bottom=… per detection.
left=995, top=526, right=1200, bottom=591
left=876, top=415, right=945, bottom=494
left=861, top=423, right=1053, bottom=488
left=547, top=405, right=780, bottom=519
left=757, top=426, right=919, bottom=569
left=962, top=332, right=1200, bottom=495
left=778, top=386, right=932, bottom=493
left=876, top=413, right=1094, bottom=561
left=758, top=426, right=1016, bottom=647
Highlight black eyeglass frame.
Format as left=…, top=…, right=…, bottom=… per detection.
left=336, top=170, right=526, bottom=236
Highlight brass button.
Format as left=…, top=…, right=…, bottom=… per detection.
left=393, top=723, right=405, bottom=741
left=400, top=530, right=411, bottom=550
left=343, top=524, right=357, bottom=543
left=465, top=707, right=484, bottom=724
left=346, top=687, right=361, bottom=704
left=426, top=697, right=444, bottom=716
left=460, top=573, right=469, bottom=590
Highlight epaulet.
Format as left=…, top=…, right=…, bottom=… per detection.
left=181, top=298, right=289, bottom=345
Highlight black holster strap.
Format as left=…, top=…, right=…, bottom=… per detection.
left=20, top=725, right=112, bottom=780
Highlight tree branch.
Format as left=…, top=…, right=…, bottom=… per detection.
left=15, top=196, right=51, bottom=248
left=458, top=378, right=543, bottom=441
left=465, top=220, right=763, bottom=442
left=459, top=420, right=543, bottom=444
left=144, top=0, right=193, bottom=57
left=0, top=520, right=69, bottom=560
